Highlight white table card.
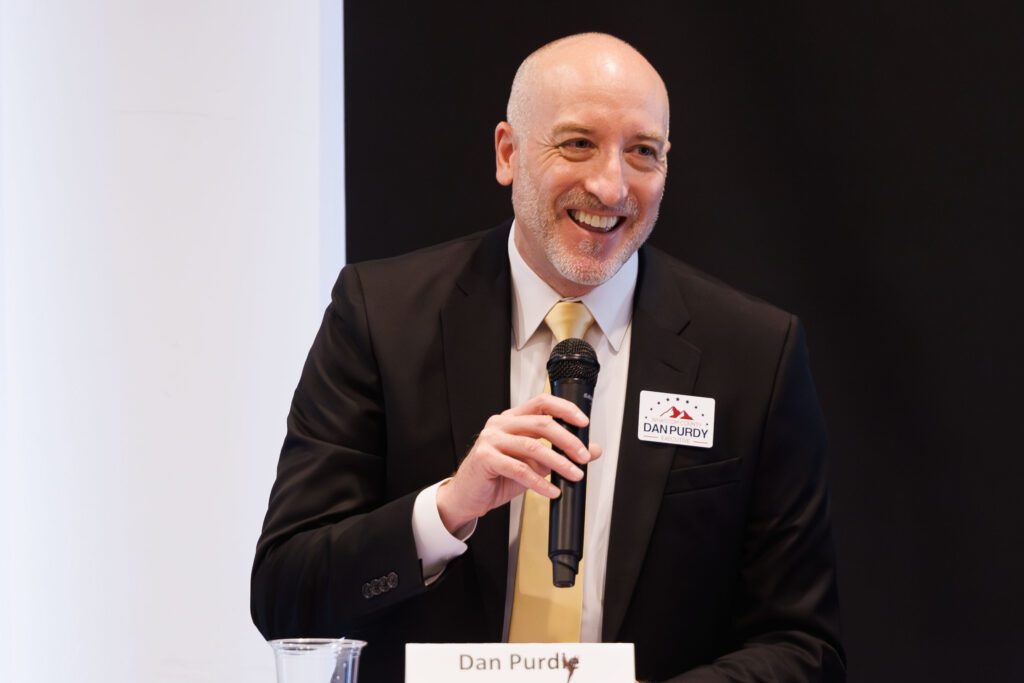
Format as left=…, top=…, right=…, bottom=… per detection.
left=405, top=643, right=635, bottom=683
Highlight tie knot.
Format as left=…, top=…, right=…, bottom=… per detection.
left=545, top=301, right=595, bottom=342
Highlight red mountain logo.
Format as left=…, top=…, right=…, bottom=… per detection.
left=660, top=406, right=695, bottom=420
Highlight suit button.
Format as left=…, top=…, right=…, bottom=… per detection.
left=361, top=583, right=371, bottom=599
left=371, top=579, right=382, bottom=596
left=387, top=571, right=398, bottom=589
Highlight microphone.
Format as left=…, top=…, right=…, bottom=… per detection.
left=546, top=338, right=600, bottom=587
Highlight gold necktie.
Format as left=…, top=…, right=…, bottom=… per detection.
left=508, top=301, right=594, bottom=643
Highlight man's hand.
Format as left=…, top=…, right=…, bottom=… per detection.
left=435, top=394, right=603, bottom=534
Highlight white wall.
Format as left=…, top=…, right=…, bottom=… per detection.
left=0, top=1, right=344, bottom=681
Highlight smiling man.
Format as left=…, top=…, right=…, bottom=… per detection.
left=497, top=35, right=669, bottom=296
left=253, top=33, right=845, bottom=682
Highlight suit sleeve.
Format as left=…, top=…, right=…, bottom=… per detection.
left=250, top=264, right=430, bottom=639
left=670, top=317, right=846, bottom=682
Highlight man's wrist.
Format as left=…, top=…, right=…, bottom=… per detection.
left=412, top=480, right=475, bottom=583
left=435, top=479, right=477, bottom=535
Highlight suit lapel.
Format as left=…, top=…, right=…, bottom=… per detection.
left=440, top=225, right=512, bottom=639
left=602, top=247, right=701, bottom=641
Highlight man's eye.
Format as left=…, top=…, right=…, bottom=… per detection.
left=563, top=139, right=593, bottom=150
left=635, top=145, right=656, bottom=157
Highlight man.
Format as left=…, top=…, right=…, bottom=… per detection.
left=252, top=33, right=845, bottom=682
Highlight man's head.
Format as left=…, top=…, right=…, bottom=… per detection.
left=496, top=33, right=671, bottom=297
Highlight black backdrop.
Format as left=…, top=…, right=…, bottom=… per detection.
left=344, top=3, right=1023, bottom=681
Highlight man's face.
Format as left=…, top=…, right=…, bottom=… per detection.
left=498, top=56, right=670, bottom=296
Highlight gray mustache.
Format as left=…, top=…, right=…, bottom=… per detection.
left=559, top=190, right=639, bottom=217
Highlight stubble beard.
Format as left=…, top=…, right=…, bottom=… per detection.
left=512, top=171, right=660, bottom=287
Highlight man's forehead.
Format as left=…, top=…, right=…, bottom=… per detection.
left=532, top=77, right=670, bottom=137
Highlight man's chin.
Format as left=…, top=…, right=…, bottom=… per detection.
left=550, top=255, right=625, bottom=288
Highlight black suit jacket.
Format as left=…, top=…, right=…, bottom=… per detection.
left=251, top=222, right=845, bottom=682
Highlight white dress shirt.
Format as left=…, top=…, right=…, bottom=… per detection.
left=412, top=224, right=636, bottom=642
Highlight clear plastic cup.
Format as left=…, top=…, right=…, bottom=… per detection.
left=270, top=638, right=367, bottom=683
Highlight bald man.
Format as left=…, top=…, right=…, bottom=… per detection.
left=253, top=34, right=845, bottom=682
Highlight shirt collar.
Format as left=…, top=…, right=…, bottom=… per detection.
left=507, top=222, right=637, bottom=352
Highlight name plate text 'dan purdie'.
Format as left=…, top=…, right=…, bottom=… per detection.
left=405, top=643, right=635, bottom=683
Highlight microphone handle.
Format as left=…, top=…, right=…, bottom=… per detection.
left=549, top=377, right=594, bottom=588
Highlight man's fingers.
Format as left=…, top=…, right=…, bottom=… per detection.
left=505, top=393, right=589, bottom=427
left=486, top=415, right=590, bottom=465
left=508, top=415, right=591, bottom=465
left=490, top=432, right=585, bottom=482
left=490, top=454, right=560, bottom=498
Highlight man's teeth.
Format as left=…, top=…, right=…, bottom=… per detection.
left=570, top=210, right=619, bottom=231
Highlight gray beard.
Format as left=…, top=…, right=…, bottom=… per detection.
left=512, top=175, right=657, bottom=287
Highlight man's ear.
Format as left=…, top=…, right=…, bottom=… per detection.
left=494, top=122, right=516, bottom=186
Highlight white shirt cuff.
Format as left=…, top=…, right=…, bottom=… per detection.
left=412, top=479, right=476, bottom=584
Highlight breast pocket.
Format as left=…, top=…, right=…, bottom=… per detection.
left=663, top=455, right=742, bottom=495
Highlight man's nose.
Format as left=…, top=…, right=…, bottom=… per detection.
left=583, top=152, right=628, bottom=208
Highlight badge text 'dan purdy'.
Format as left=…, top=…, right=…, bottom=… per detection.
left=642, top=422, right=709, bottom=440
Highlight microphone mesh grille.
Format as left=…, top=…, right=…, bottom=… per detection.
left=547, top=338, right=600, bottom=381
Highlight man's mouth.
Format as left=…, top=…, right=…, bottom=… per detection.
left=568, top=209, right=625, bottom=233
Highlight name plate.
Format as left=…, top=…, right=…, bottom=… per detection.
left=405, top=643, right=635, bottom=682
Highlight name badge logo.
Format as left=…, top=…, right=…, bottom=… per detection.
left=638, top=390, right=715, bottom=448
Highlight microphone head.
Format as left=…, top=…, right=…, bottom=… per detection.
left=547, top=338, right=600, bottom=382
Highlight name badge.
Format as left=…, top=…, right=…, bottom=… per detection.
left=638, top=390, right=715, bottom=448
left=405, top=643, right=635, bottom=682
